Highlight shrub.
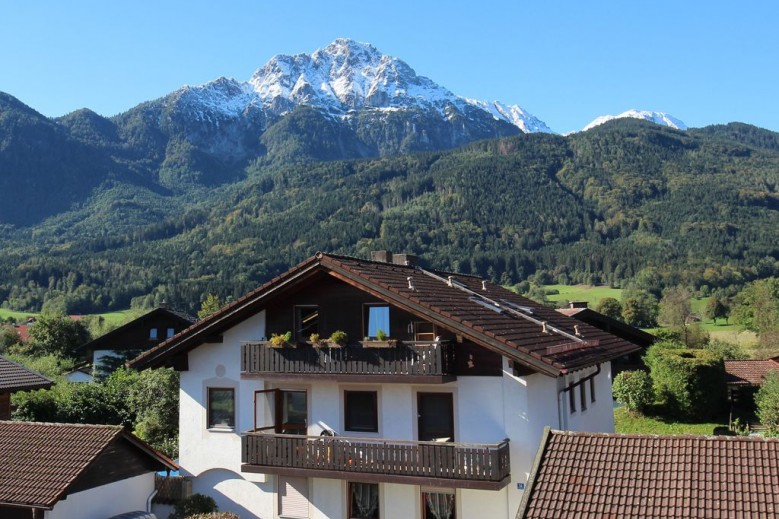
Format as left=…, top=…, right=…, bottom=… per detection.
left=756, top=370, right=779, bottom=436
left=644, top=344, right=725, bottom=420
left=612, top=370, right=654, bottom=413
left=329, top=330, right=348, bottom=345
left=169, top=494, right=218, bottom=519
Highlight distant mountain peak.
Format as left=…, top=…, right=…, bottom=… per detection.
left=583, top=109, right=687, bottom=132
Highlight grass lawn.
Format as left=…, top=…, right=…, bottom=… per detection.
left=544, top=284, right=623, bottom=307
left=614, top=407, right=728, bottom=435
left=0, top=308, right=136, bottom=327
left=0, top=308, right=37, bottom=322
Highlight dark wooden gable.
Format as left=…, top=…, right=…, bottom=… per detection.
left=67, top=436, right=165, bottom=496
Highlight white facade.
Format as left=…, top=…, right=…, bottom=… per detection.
left=177, top=309, right=615, bottom=519
left=45, top=473, right=154, bottom=519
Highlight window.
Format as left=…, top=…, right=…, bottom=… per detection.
left=278, top=476, right=309, bottom=518
left=364, top=304, right=390, bottom=339
left=349, top=482, right=379, bottom=519
left=568, top=382, right=576, bottom=413
left=149, top=328, right=158, bottom=340
left=344, top=391, right=378, bottom=432
left=208, top=388, right=235, bottom=429
left=422, top=489, right=455, bottom=519
left=295, top=306, right=319, bottom=340
left=414, top=321, right=436, bottom=342
left=166, top=327, right=175, bottom=339
left=580, top=382, right=587, bottom=411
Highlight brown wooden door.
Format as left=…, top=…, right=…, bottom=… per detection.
left=417, top=392, right=454, bottom=442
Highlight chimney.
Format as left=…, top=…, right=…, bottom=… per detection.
left=370, top=250, right=393, bottom=263
left=569, top=301, right=589, bottom=309
left=392, top=253, right=418, bottom=267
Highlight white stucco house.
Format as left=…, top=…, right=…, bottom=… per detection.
left=130, top=252, right=639, bottom=519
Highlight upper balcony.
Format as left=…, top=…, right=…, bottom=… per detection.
left=241, top=431, right=510, bottom=490
left=240, top=341, right=456, bottom=383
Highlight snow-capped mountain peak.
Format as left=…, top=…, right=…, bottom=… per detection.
left=583, top=109, right=687, bottom=132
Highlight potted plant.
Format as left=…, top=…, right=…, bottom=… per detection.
left=325, top=330, right=348, bottom=348
left=268, top=331, right=293, bottom=348
left=309, top=333, right=326, bottom=348
left=361, top=328, right=398, bottom=348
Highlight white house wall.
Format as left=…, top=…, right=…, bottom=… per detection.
left=46, top=473, right=154, bottom=519
left=178, top=308, right=616, bottom=519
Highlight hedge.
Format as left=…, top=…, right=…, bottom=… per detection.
left=644, top=345, right=725, bottom=420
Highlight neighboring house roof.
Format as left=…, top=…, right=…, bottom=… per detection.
left=0, top=421, right=177, bottom=510
left=78, top=307, right=196, bottom=354
left=0, top=355, right=53, bottom=392
left=556, top=307, right=655, bottom=349
left=517, top=428, right=779, bottom=519
left=725, top=359, right=779, bottom=386
left=129, top=253, right=640, bottom=376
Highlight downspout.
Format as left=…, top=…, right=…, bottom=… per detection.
left=557, top=364, right=601, bottom=430
left=146, top=489, right=158, bottom=514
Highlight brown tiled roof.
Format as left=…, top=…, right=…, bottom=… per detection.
left=0, top=421, right=177, bottom=509
left=0, top=355, right=53, bottom=392
left=517, top=428, right=779, bottom=519
left=517, top=431, right=779, bottom=519
left=725, top=359, right=779, bottom=386
left=130, top=253, right=640, bottom=376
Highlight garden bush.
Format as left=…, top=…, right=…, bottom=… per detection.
left=612, top=370, right=654, bottom=413
left=756, top=370, right=779, bottom=436
left=168, top=494, right=217, bottom=519
left=644, top=344, right=725, bottom=420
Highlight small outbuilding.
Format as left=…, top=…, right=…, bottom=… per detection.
left=0, top=355, right=52, bottom=419
left=0, top=421, right=177, bottom=519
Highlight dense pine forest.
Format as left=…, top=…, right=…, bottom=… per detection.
left=1, top=108, right=778, bottom=314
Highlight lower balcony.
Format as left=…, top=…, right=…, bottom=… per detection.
left=241, top=432, right=510, bottom=490
left=240, top=341, right=456, bottom=383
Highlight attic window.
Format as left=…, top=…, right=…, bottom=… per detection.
left=295, top=306, right=320, bottom=340
left=149, top=328, right=158, bottom=340
left=167, top=328, right=175, bottom=339
left=365, top=304, right=390, bottom=339
left=469, top=297, right=503, bottom=314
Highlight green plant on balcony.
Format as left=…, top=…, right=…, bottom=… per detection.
left=269, top=331, right=293, bottom=348
left=362, top=328, right=398, bottom=348
left=327, top=330, right=348, bottom=347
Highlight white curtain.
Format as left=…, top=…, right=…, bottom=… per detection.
left=425, top=492, right=455, bottom=519
left=352, top=483, right=378, bottom=518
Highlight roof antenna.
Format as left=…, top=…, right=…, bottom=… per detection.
left=407, top=276, right=415, bottom=291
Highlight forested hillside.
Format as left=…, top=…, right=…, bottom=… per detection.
left=1, top=117, right=778, bottom=314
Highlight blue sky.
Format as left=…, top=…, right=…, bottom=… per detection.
left=2, top=0, right=777, bottom=134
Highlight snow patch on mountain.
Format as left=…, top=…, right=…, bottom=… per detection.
left=583, top=109, right=687, bottom=132
left=466, top=99, right=553, bottom=133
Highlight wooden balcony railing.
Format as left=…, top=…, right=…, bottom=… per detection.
left=241, top=432, right=510, bottom=490
left=240, top=341, right=456, bottom=381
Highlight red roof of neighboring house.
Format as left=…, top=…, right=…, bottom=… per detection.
left=129, top=253, right=640, bottom=376
left=0, top=355, right=52, bottom=392
left=724, top=359, right=779, bottom=386
left=0, top=421, right=177, bottom=509
left=517, top=428, right=779, bottom=519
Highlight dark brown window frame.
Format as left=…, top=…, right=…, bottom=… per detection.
left=344, top=390, right=379, bottom=433
left=348, top=481, right=379, bottom=519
